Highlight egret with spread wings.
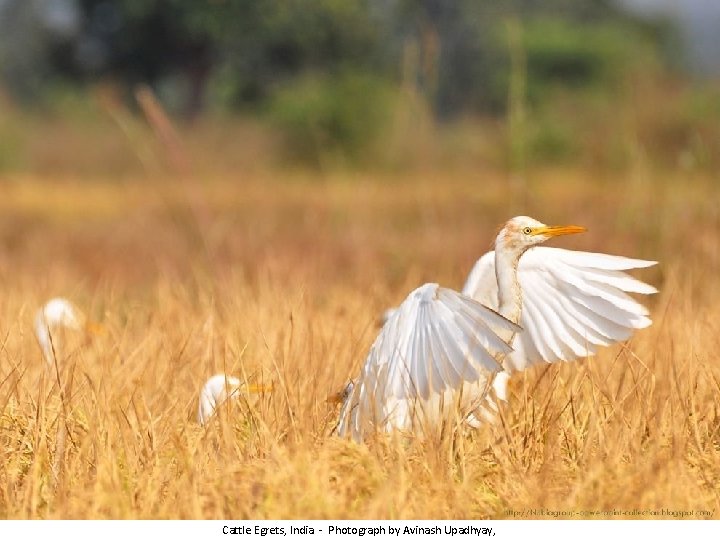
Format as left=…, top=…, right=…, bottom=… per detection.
left=336, top=216, right=656, bottom=441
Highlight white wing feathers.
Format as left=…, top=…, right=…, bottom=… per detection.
left=379, top=284, right=517, bottom=399
left=337, top=283, right=520, bottom=439
left=462, top=246, right=657, bottom=372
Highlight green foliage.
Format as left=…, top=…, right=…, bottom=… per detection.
left=268, top=72, right=396, bottom=167
left=0, top=121, right=24, bottom=171
left=526, top=112, right=579, bottom=164
left=498, top=15, right=662, bottom=167
left=2, top=0, right=667, bottom=117
left=520, top=18, right=657, bottom=102
left=0, top=0, right=703, bottom=173
left=207, top=0, right=391, bottom=107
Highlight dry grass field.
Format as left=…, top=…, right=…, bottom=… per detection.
left=0, top=168, right=718, bottom=519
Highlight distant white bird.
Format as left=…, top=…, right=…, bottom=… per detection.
left=338, top=216, right=657, bottom=441
left=197, top=374, right=272, bottom=426
left=34, top=297, right=102, bottom=367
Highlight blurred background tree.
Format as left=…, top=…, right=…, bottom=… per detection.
left=0, top=0, right=656, bottom=113
left=0, top=0, right=718, bottom=173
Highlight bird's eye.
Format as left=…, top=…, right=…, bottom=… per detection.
left=522, top=227, right=532, bottom=235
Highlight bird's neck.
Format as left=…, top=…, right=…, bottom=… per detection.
left=495, top=246, right=524, bottom=331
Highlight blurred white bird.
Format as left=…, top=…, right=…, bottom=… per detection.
left=337, top=216, right=657, bottom=441
left=197, top=373, right=272, bottom=426
left=34, top=297, right=102, bottom=367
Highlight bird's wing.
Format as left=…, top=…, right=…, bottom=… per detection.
left=462, top=246, right=657, bottom=372
left=338, top=283, right=520, bottom=438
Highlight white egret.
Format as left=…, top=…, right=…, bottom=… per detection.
left=34, top=297, right=103, bottom=484
left=197, top=373, right=272, bottom=426
left=34, top=297, right=102, bottom=367
left=337, top=216, right=657, bottom=441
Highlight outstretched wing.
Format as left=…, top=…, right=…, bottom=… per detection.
left=338, top=283, right=520, bottom=440
left=462, top=246, right=657, bottom=372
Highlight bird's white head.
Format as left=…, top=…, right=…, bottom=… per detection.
left=495, top=216, right=586, bottom=256
left=34, top=297, right=104, bottom=367
left=197, top=374, right=273, bottom=425
left=40, top=297, right=85, bottom=330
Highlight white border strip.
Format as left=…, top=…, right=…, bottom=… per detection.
left=0, top=520, right=717, bottom=539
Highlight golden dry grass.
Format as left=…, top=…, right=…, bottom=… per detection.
left=0, top=168, right=718, bottom=519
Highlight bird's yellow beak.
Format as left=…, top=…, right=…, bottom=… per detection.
left=246, top=383, right=273, bottom=394
left=84, top=321, right=105, bottom=336
left=531, top=224, right=586, bottom=237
